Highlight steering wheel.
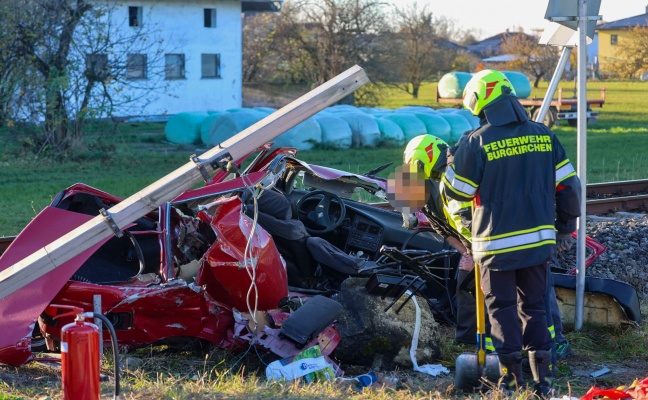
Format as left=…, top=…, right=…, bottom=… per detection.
left=296, top=190, right=347, bottom=234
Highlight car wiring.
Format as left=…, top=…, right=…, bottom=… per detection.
left=241, top=172, right=263, bottom=335
left=225, top=174, right=272, bottom=374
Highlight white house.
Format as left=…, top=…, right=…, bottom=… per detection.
left=96, top=0, right=281, bottom=117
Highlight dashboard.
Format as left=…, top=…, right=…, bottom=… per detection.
left=346, top=215, right=383, bottom=255
left=291, top=189, right=445, bottom=260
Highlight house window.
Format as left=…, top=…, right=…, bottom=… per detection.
left=204, top=8, right=217, bottom=28
left=85, top=53, right=109, bottom=80
left=165, top=54, right=185, bottom=79
left=611, top=34, right=618, bottom=45
left=129, top=6, right=142, bottom=27
left=127, top=54, right=147, bottom=79
left=201, top=54, right=221, bottom=78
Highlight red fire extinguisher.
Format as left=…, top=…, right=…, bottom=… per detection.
left=52, top=304, right=100, bottom=400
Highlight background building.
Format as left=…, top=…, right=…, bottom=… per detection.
left=102, top=0, right=280, bottom=117
left=597, top=6, right=648, bottom=74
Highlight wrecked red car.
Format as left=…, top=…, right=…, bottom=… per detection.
left=0, top=146, right=456, bottom=366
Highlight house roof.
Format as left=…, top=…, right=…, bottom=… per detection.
left=482, top=54, right=518, bottom=63
left=242, top=0, right=282, bottom=12
left=465, top=31, right=537, bottom=56
left=597, top=13, right=648, bottom=30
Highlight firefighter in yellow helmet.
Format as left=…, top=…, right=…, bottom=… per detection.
left=443, top=69, right=581, bottom=397
left=389, top=134, right=489, bottom=348
left=400, top=134, right=471, bottom=251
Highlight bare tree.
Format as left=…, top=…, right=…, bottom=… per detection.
left=610, top=26, right=648, bottom=79
left=9, top=0, right=168, bottom=154
left=499, top=33, right=559, bottom=88
left=272, top=0, right=388, bottom=87
left=242, top=13, right=281, bottom=83
left=0, top=2, right=29, bottom=125
left=385, top=3, right=460, bottom=98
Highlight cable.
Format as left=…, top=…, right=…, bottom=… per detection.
left=240, top=173, right=263, bottom=335
left=253, top=345, right=269, bottom=366
left=91, top=313, right=120, bottom=399
left=226, top=344, right=253, bottom=375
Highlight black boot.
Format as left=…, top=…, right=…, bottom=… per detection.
left=528, top=350, right=554, bottom=398
left=497, top=351, right=524, bottom=395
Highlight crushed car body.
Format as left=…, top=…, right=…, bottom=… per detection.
left=0, top=146, right=450, bottom=366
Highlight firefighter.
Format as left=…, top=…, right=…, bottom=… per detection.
left=389, top=134, right=490, bottom=348
left=443, top=69, right=581, bottom=397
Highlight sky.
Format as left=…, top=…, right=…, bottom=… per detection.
left=389, top=0, right=648, bottom=40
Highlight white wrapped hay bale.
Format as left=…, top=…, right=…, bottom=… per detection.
left=438, top=72, right=473, bottom=99
left=438, top=113, right=474, bottom=144
left=165, top=112, right=209, bottom=145
left=254, top=106, right=277, bottom=114
left=200, top=112, right=223, bottom=145
left=436, top=107, right=460, bottom=113
left=272, top=117, right=322, bottom=151
left=375, top=118, right=405, bottom=146
left=412, top=113, right=452, bottom=143
left=337, top=113, right=381, bottom=148
left=454, top=109, right=481, bottom=130
left=396, top=106, right=436, bottom=114
left=203, top=109, right=267, bottom=146
left=327, top=104, right=361, bottom=114
left=502, top=71, right=532, bottom=99
left=382, top=114, right=428, bottom=142
left=359, top=107, right=392, bottom=115
left=314, top=115, right=353, bottom=149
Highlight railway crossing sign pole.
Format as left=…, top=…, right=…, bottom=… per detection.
left=544, top=0, right=601, bottom=330
left=533, top=47, right=572, bottom=125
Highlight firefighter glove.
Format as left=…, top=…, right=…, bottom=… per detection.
left=556, top=233, right=575, bottom=253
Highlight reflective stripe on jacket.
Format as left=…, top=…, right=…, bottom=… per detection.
left=440, top=181, right=472, bottom=242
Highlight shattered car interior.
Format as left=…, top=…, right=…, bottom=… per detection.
left=0, top=145, right=462, bottom=367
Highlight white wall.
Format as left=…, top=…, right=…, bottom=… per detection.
left=106, top=0, right=243, bottom=116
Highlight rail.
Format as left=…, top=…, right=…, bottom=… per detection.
left=585, top=179, right=648, bottom=215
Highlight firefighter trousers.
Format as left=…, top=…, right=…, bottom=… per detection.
left=481, top=263, right=553, bottom=355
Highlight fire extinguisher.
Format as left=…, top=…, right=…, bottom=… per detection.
left=50, top=304, right=121, bottom=400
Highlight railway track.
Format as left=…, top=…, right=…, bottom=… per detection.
left=586, top=179, right=648, bottom=215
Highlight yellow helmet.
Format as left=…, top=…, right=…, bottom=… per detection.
left=462, top=69, right=516, bottom=116
left=403, top=134, right=448, bottom=180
